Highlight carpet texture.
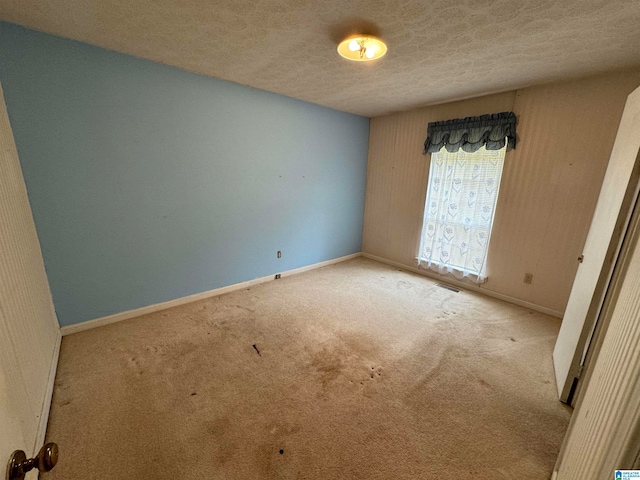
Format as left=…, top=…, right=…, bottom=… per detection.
left=45, top=257, right=571, bottom=479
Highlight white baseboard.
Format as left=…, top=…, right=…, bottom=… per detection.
left=60, top=253, right=362, bottom=336
left=61, top=250, right=562, bottom=336
left=362, top=252, right=564, bottom=318
left=33, top=329, right=61, bottom=455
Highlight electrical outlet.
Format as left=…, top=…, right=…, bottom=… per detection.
left=524, top=273, right=533, bottom=284
left=275, top=274, right=281, bottom=279
left=277, top=251, right=282, bottom=258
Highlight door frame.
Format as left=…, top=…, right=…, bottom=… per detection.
left=571, top=150, right=640, bottom=405
left=0, top=80, right=61, bottom=462
left=553, top=84, right=640, bottom=404
left=553, top=165, right=640, bottom=478
left=562, top=152, right=640, bottom=404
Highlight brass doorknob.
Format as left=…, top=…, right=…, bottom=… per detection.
left=6, top=443, right=58, bottom=480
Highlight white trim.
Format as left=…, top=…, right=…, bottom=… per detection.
left=60, top=253, right=362, bottom=336
left=33, top=329, right=61, bottom=455
left=362, top=252, right=564, bottom=318
left=277, top=252, right=361, bottom=278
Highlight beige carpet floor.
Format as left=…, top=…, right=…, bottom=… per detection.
left=45, top=257, right=571, bottom=479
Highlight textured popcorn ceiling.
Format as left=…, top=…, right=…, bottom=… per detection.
left=2, top=0, right=640, bottom=117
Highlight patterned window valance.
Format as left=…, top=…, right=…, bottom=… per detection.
left=423, top=111, right=517, bottom=154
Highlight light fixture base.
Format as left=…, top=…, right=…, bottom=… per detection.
left=337, top=35, right=387, bottom=62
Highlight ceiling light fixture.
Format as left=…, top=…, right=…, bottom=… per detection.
left=337, top=35, right=387, bottom=62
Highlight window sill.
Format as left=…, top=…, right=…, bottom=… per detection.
left=415, top=257, right=487, bottom=284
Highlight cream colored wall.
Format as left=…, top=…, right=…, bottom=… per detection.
left=363, top=69, right=640, bottom=315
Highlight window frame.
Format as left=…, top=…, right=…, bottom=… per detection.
left=416, top=145, right=507, bottom=283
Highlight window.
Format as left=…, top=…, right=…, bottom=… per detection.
left=417, top=145, right=506, bottom=283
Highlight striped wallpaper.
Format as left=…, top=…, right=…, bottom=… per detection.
left=363, top=69, right=640, bottom=314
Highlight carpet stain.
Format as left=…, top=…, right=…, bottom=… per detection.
left=258, top=421, right=300, bottom=477
left=205, top=417, right=238, bottom=467
left=209, top=304, right=256, bottom=326
left=310, top=346, right=345, bottom=387
left=206, top=417, right=231, bottom=438
left=309, top=332, right=385, bottom=391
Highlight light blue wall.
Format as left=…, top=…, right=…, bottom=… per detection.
left=0, top=23, right=370, bottom=326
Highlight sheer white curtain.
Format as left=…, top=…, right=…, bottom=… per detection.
left=417, top=146, right=506, bottom=283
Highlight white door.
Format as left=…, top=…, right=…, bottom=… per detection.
left=0, top=81, right=61, bottom=475
left=553, top=85, right=640, bottom=402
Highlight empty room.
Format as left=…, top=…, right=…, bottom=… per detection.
left=2, top=2, right=640, bottom=479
